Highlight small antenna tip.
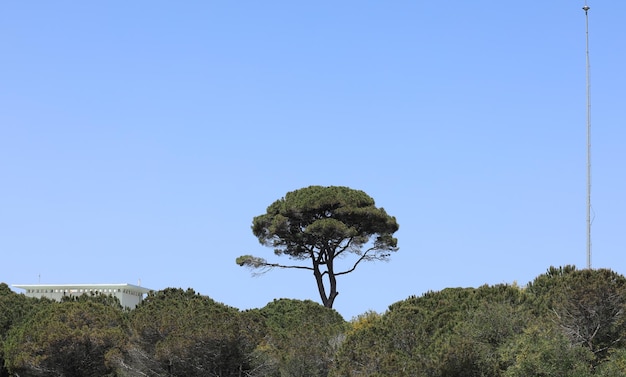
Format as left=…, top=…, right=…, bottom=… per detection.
left=582, top=5, right=590, bottom=11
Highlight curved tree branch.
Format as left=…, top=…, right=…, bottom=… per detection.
left=334, top=247, right=391, bottom=277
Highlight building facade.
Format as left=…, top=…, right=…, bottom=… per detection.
left=13, top=283, right=152, bottom=309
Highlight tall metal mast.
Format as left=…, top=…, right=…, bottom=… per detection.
left=583, top=2, right=592, bottom=269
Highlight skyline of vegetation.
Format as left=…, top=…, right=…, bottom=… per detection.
left=2, top=265, right=626, bottom=376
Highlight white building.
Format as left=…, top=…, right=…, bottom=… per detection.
left=13, top=283, right=152, bottom=309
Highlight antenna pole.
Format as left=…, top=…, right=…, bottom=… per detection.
left=583, top=3, right=592, bottom=269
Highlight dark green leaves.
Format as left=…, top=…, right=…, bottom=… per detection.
left=127, top=288, right=262, bottom=377
left=2, top=266, right=626, bottom=377
left=251, top=186, right=398, bottom=257
left=4, top=300, right=126, bottom=377
left=258, top=299, right=347, bottom=377
left=241, top=185, right=400, bottom=308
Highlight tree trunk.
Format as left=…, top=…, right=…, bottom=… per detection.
left=312, top=262, right=329, bottom=307
left=325, top=258, right=339, bottom=308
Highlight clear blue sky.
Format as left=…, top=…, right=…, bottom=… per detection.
left=1, top=1, right=624, bottom=320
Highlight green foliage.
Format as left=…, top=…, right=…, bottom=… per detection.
left=3, top=300, right=126, bottom=377
left=330, top=310, right=396, bottom=377
left=331, top=284, right=530, bottom=377
left=0, top=283, right=52, bottom=377
left=500, top=323, right=594, bottom=377
left=251, top=186, right=398, bottom=257
left=238, top=185, right=399, bottom=308
left=3, top=267, right=626, bottom=376
left=350, top=266, right=622, bottom=377
left=0, top=283, right=49, bottom=341
left=60, top=291, right=124, bottom=310
left=595, top=348, right=626, bottom=376
left=525, top=264, right=578, bottom=315
left=554, top=269, right=626, bottom=358
left=127, top=287, right=261, bottom=377
left=348, top=310, right=382, bottom=335
left=257, top=299, right=347, bottom=377
left=526, top=266, right=626, bottom=364
left=439, top=300, right=531, bottom=377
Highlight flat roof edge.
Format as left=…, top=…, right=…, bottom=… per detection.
left=13, top=284, right=152, bottom=292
